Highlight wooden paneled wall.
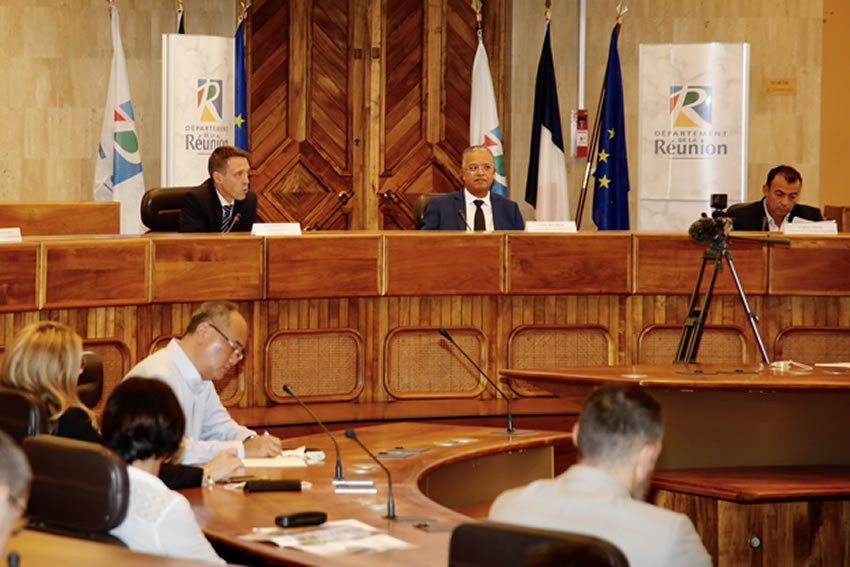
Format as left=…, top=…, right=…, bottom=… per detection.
left=2, top=233, right=848, bottom=429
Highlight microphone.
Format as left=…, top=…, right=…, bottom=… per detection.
left=344, top=428, right=395, bottom=519
left=438, top=327, right=532, bottom=435
left=457, top=210, right=472, bottom=231
left=283, top=384, right=343, bottom=481
left=226, top=213, right=241, bottom=233
left=688, top=214, right=719, bottom=243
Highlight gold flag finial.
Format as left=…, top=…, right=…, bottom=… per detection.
left=616, top=2, right=628, bottom=24
left=545, top=0, right=552, bottom=22
left=471, top=0, right=482, bottom=22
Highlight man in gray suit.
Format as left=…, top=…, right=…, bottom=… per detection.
left=489, top=384, right=711, bottom=567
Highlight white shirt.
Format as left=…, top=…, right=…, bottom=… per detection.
left=111, top=466, right=224, bottom=564
left=125, top=339, right=254, bottom=465
left=464, top=188, right=493, bottom=231
left=762, top=199, right=788, bottom=231
left=489, top=464, right=711, bottom=567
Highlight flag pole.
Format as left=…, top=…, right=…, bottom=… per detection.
left=575, top=3, right=626, bottom=230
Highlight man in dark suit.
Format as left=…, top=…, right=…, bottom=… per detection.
left=727, top=165, right=822, bottom=231
left=422, top=145, right=524, bottom=231
left=179, top=146, right=258, bottom=232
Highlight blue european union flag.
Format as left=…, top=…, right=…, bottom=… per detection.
left=235, top=21, right=248, bottom=151
left=592, top=25, right=629, bottom=230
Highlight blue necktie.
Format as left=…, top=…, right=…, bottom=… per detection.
left=221, top=204, right=233, bottom=232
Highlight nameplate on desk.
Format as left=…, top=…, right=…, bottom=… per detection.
left=251, top=223, right=302, bottom=236
left=0, top=227, right=23, bottom=243
left=781, top=219, right=838, bottom=235
left=525, top=221, right=577, bottom=233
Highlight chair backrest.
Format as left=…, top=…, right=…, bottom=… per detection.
left=449, top=521, right=629, bottom=567
left=77, top=350, right=104, bottom=409
left=140, top=187, right=193, bottom=231
left=0, top=389, right=47, bottom=444
left=413, top=192, right=443, bottom=229
left=23, top=435, right=129, bottom=545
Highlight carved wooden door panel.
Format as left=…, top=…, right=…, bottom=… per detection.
left=244, top=0, right=504, bottom=231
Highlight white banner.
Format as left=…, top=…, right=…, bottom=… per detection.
left=637, top=43, right=749, bottom=231
left=162, top=34, right=235, bottom=187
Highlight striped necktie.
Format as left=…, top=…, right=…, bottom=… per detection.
left=221, top=204, right=233, bottom=232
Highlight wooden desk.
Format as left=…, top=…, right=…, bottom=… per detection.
left=0, top=202, right=120, bottom=235
left=500, top=363, right=850, bottom=469
left=651, top=467, right=850, bottom=566
left=184, top=422, right=570, bottom=566
left=5, top=529, right=217, bottom=566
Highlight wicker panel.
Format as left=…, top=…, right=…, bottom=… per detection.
left=148, top=335, right=243, bottom=407
left=638, top=325, right=748, bottom=365
left=82, top=339, right=131, bottom=411
left=384, top=327, right=485, bottom=399
left=265, top=330, right=363, bottom=403
left=508, top=326, right=613, bottom=397
left=775, top=327, right=850, bottom=364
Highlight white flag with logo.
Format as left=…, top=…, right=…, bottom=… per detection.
left=470, top=36, right=507, bottom=197
left=94, top=6, right=145, bottom=234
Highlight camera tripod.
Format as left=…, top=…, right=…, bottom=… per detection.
left=674, top=230, right=785, bottom=364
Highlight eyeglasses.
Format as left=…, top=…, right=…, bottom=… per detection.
left=464, top=163, right=492, bottom=173
left=209, top=323, right=245, bottom=362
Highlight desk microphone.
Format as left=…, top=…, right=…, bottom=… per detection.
left=457, top=210, right=472, bottom=231
left=283, top=384, right=343, bottom=481
left=226, top=213, right=241, bottom=233
left=438, top=327, right=533, bottom=435
left=344, top=428, right=396, bottom=520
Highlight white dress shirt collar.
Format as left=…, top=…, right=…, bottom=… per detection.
left=464, top=188, right=493, bottom=231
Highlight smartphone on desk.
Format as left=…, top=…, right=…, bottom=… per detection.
left=244, top=479, right=302, bottom=492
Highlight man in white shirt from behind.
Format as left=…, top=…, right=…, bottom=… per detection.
left=126, top=301, right=281, bottom=465
left=489, top=383, right=712, bottom=567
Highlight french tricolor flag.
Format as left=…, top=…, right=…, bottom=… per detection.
left=525, top=21, right=570, bottom=222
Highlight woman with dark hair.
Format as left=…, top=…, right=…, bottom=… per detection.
left=103, top=377, right=224, bottom=564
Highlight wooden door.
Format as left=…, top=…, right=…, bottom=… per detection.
left=244, top=0, right=505, bottom=231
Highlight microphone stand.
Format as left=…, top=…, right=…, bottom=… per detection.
left=438, top=327, right=533, bottom=435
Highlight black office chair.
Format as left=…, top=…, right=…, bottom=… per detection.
left=449, top=521, right=629, bottom=567
left=140, top=186, right=193, bottom=231
left=23, top=435, right=129, bottom=546
left=0, top=389, right=47, bottom=444
left=77, top=350, right=104, bottom=409
left=413, top=192, right=443, bottom=229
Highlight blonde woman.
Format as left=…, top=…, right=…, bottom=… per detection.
left=1, top=321, right=99, bottom=442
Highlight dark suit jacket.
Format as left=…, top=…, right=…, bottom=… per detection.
left=421, top=190, right=525, bottom=231
left=727, top=198, right=822, bottom=231
left=178, top=178, right=258, bottom=232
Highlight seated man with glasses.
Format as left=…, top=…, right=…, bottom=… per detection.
left=422, top=145, right=525, bottom=231
left=0, top=430, right=30, bottom=556
left=125, top=301, right=282, bottom=465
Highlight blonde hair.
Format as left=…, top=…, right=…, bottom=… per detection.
left=0, top=321, right=97, bottom=430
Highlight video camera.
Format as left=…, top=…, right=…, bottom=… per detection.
left=688, top=193, right=732, bottom=243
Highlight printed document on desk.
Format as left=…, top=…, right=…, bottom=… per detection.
left=240, top=519, right=416, bottom=556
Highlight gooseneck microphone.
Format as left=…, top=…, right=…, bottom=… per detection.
left=226, top=213, right=241, bottom=233
left=439, top=327, right=532, bottom=435
left=457, top=210, right=472, bottom=231
left=283, top=384, right=343, bottom=481
left=344, top=429, right=396, bottom=520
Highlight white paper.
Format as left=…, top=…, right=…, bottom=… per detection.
left=240, top=519, right=416, bottom=556
left=242, top=446, right=308, bottom=468
left=524, top=221, right=577, bottom=233
left=251, top=223, right=302, bottom=236
left=0, top=228, right=23, bottom=243
left=781, top=219, right=838, bottom=235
